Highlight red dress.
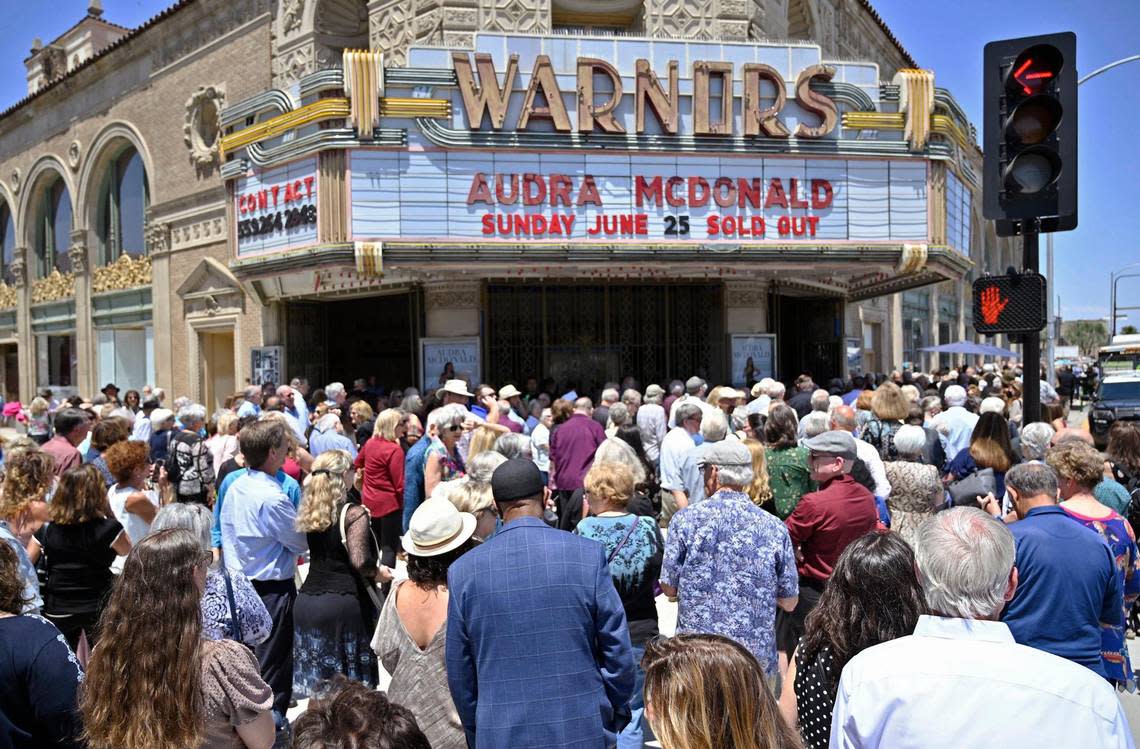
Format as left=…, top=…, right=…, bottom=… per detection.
left=354, top=437, right=405, bottom=518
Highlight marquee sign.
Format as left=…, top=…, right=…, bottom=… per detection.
left=350, top=150, right=928, bottom=243
left=222, top=33, right=981, bottom=256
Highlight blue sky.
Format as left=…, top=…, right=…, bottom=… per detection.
left=0, top=1, right=1136, bottom=326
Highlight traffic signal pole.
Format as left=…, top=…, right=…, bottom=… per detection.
left=1023, top=223, right=1041, bottom=425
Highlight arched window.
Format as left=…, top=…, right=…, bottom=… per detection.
left=0, top=201, right=14, bottom=285
left=97, top=148, right=148, bottom=264
left=35, top=177, right=71, bottom=278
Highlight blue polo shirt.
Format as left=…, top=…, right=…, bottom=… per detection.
left=1002, top=505, right=1122, bottom=678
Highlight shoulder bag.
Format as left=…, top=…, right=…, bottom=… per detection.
left=338, top=503, right=386, bottom=611
left=947, top=467, right=996, bottom=508
left=220, top=565, right=243, bottom=642
left=607, top=516, right=641, bottom=565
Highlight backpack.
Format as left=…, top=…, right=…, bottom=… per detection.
left=864, top=419, right=900, bottom=461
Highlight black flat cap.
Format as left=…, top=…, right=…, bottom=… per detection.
left=491, top=458, right=546, bottom=503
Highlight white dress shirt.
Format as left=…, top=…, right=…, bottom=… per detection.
left=829, top=615, right=1134, bottom=749
left=852, top=436, right=891, bottom=499
left=931, top=406, right=979, bottom=460
left=636, top=403, right=667, bottom=462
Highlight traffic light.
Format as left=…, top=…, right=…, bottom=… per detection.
left=972, top=273, right=1048, bottom=335
left=983, top=32, right=1077, bottom=236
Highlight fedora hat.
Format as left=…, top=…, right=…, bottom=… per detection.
left=436, top=379, right=474, bottom=399
left=402, top=498, right=478, bottom=557
left=498, top=384, right=523, bottom=400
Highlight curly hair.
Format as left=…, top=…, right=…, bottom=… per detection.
left=584, top=461, right=634, bottom=509
left=292, top=675, right=431, bottom=748
left=51, top=465, right=109, bottom=525
left=1046, top=439, right=1104, bottom=491
left=0, top=449, right=54, bottom=521
left=297, top=449, right=354, bottom=533
left=799, top=530, right=926, bottom=692
left=81, top=529, right=206, bottom=749
left=0, top=542, right=29, bottom=615
left=102, top=440, right=150, bottom=485
left=406, top=539, right=477, bottom=590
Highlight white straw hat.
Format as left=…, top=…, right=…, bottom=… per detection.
left=436, top=379, right=475, bottom=399
left=402, top=498, right=478, bottom=557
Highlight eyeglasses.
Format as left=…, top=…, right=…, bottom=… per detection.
left=446, top=424, right=463, bottom=432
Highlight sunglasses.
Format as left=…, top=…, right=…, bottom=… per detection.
left=446, top=424, right=463, bottom=433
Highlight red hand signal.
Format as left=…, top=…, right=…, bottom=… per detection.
left=980, top=286, right=1009, bottom=325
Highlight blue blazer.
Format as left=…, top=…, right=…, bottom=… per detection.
left=446, top=516, right=635, bottom=748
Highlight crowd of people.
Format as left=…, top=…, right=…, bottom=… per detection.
left=1, top=364, right=1139, bottom=748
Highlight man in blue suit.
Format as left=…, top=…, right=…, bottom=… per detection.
left=446, top=458, right=635, bottom=748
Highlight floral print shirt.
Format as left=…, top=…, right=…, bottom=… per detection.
left=661, top=490, right=799, bottom=675
left=1062, top=507, right=1140, bottom=685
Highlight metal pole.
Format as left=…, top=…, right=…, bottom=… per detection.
left=1023, top=227, right=1041, bottom=425
left=1079, top=54, right=1140, bottom=86
left=1046, top=232, right=1055, bottom=384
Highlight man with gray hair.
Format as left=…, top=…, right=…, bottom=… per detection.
left=595, top=386, right=620, bottom=428
left=548, top=397, right=606, bottom=520
left=930, top=384, right=978, bottom=460
left=829, top=507, right=1132, bottom=748
left=659, top=401, right=706, bottom=521
left=988, top=462, right=1122, bottom=680
left=660, top=439, right=798, bottom=683
left=668, top=375, right=714, bottom=428
left=797, top=389, right=833, bottom=440
left=324, top=381, right=347, bottom=408
left=637, top=384, right=668, bottom=466
left=747, top=377, right=775, bottom=415
left=1017, top=421, right=1055, bottom=462
left=236, top=385, right=262, bottom=419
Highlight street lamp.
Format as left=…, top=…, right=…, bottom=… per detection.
left=1046, top=53, right=1140, bottom=380
left=1111, top=267, right=1140, bottom=335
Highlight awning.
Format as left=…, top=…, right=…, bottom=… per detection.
left=920, top=341, right=1018, bottom=357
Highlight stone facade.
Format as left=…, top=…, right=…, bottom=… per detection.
left=0, top=0, right=1006, bottom=403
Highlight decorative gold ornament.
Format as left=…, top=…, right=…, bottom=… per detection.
left=0, top=282, right=16, bottom=309
left=31, top=270, right=75, bottom=304
left=91, top=253, right=152, bottom=294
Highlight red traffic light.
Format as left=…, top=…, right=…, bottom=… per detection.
left=1005, top=44, right=1064, bottom=96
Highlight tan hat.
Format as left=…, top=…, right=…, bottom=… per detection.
left=402, top=498, right=478, bottom=557
left=645, top=384, right=665, bottom=399
left=436, top=379, right=474, bottom=399
left=498, top=384, right=523, bottom=400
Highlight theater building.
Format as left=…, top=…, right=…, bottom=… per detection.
left=0, top=0, right=1017, bottom=408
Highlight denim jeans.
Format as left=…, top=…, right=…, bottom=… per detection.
left=618, top=643, right=647, bottom=749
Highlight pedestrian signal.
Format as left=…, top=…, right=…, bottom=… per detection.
left=972, top=273, right=1047, bottom=335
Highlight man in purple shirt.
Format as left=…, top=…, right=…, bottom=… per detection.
left=549, top=397, right=606, bottom=520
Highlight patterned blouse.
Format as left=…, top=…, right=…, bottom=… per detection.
left=426, top=438, right=465, bottom=484
left=883, top=461, right=942, bottom=548
left=202, top=567, right=272, bottom=648
left=1061, top=506, right=1140, bottom=686
left=766, top=446, right=814, bottom=519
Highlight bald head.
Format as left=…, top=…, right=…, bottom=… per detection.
left=573, top=397, right=593, bottom=413
left=829, top=405, right=857, bottom=433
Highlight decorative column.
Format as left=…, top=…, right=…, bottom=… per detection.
left=11, top=247, right=32, bottom=401
left=424, top=280, right=481, bottom=338
left=69, top=228, right=95, bottom=396
left=928, top=289, right=940, bottom=373
left=888, top=292, right=904, bottom=372
left=145, top=220, right=173, bottom=390
left=724, top=280, right=770, bottom=333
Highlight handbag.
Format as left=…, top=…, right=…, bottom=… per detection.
left=947, top=468, right=996, bottom=508
left=338, top=503, right=386, bottom=611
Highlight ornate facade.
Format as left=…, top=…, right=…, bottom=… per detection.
left=0, top=0, right=1014, bottom=405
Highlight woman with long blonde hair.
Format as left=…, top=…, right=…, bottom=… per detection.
left=293, top=449, right=388, bottom=699
left=744, top=438, right=773, bottom=508
left=643, top=633, right=802, bottom=749
left=81, top=528, right=274, bottom=749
